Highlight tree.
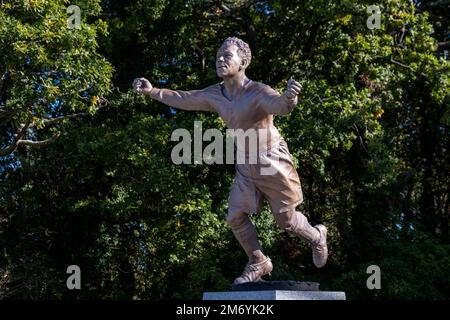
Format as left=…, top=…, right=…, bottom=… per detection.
left=0, top=0, right=448, bottom=299
left=0, top=0, right=112, bottom=156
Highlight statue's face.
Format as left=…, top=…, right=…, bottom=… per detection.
left=216, top=43, right=245, bottom=78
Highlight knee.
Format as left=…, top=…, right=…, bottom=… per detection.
left=275, top=216, right=295, bottom=231
left=226, top=210, right=247, bottom=228
left=274, top=208, right=297, bottom=231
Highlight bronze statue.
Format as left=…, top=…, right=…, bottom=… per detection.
left=133, top=37, right=328, bottom=284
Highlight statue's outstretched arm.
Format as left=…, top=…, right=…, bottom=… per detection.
left=133, top=78, right=214, bottom=112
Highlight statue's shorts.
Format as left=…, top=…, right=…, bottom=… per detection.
left=228, top=139, right=304, bottom=216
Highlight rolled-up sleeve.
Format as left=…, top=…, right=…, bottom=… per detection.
left=257, top=84, right=297, bottom=115
left=150, top=87, right=214, bottom=112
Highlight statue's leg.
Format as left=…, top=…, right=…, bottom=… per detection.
left=273, top=206, right=328, bottom=268
left=227, top=210, right=273, bottom=284
left=274, top=207, right=319, bottom=242
left=227, top=163, right=273, bottom=284
left=226, top=210, right=265, bottom=263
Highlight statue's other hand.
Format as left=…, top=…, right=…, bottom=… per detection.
left=133, top=77, right=153, bottom=94
left=285, top=78, right=302, bottom=100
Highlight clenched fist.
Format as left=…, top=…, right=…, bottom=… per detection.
left=133, top=77, right=153, bottom=95
left=284, top=77, right=302, bottom=100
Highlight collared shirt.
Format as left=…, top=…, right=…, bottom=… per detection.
left=150, top=80, right=297, bottom=154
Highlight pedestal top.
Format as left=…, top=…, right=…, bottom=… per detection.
left=232, top=280, right=320, bottom=292
left=203, top=290, right=346, bottom=300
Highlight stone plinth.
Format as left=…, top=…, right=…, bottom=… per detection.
left=203, top=281, right=346, bottom=300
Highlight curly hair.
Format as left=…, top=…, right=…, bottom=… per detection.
left=221, top=37, right=252, bottom=67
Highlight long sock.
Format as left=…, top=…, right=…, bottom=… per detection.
left=230, top=215, right=263, bottom=260
left=275, top=210, right=320, bottom=243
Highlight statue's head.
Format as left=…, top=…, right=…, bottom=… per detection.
left=216, top=37, right=252, bottom=78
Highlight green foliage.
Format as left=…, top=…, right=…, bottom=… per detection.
left=334, top=236, right=450, bottom=299
left=0, top=0, right=112, bottom=154
left=0, top=0, right=449, bottom=299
